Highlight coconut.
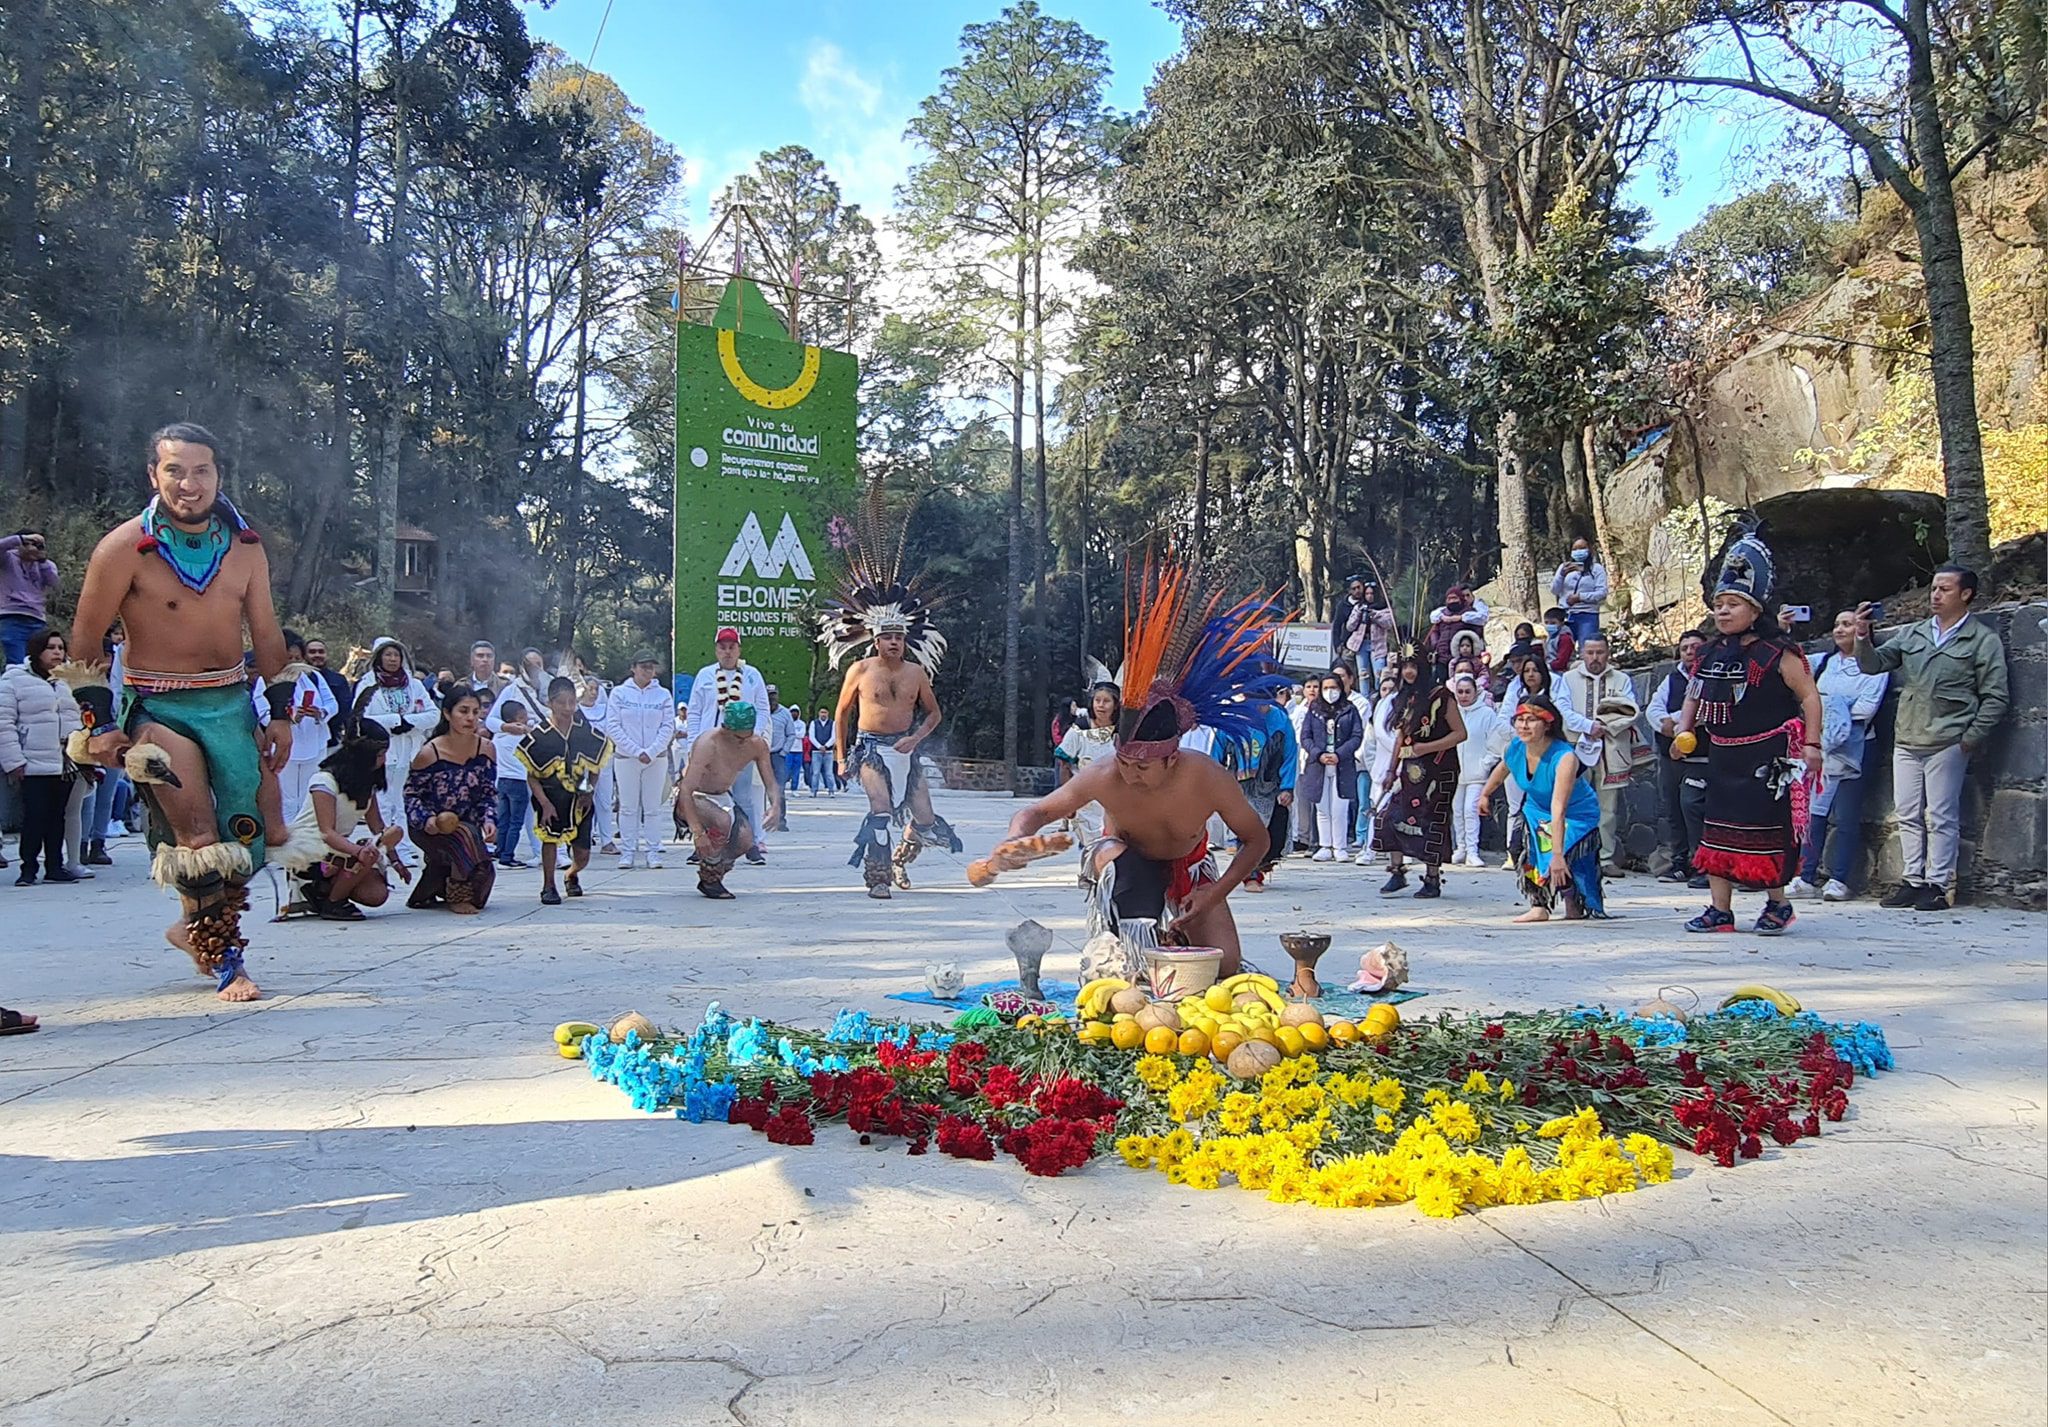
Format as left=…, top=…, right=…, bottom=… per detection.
left=1135, top=1003, right=1182, bottom=1034
left=1279, top=1001, right=1325, bottom=1028
left=608, top=1011, right=659, bottom=1044
left=1636, top=985, right=1696, bottom=1024
left=1233, top=990, right=1265, bottom=1009
left=1226, top=1040, right=1284, bottom=1079
left=1109, top=987, right=1151, bottom=1017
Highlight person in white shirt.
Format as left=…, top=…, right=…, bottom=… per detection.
left=1352, top=669, right=1401, bottom=865
left=764, top=685, right=800, bottom=829
left=1649, top=630, right=1709, bottom=886
left=684, top=627, right=770, bottom=858
left=1286, top=681, right=1311, bottom=851
left=1558, top=635, right=1641, bottom=874
left=489, top=694, right=535, bottom=867
left=608, top=652, right=676, bottom=869
left=1450, top=674, right=1506, bottom=867
left=1551, top=536, right=1609, bottom=647
left=276, top=654, right=339, bottom=822
left=485, top=648, right=549, bottom=735
left=352, top=636, right=436, bottom=842
left=577, top=673, right=618, bottom=853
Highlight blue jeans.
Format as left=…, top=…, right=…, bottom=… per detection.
left=1799, top=774, right=1868, bottom=887
left=494, top=779, right=531, bottom=864
left=783, top=751, right=803, bottom=789
left=1565, top=609, right=1601, bottom=647
left=88, top=770, right=127, bottom=841
left=0, top=613, right=42, bottom=667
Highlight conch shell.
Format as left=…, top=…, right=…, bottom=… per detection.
left=1350, top=941, right=1409, bottom=994
left=923, top=962, right=965, bottom=999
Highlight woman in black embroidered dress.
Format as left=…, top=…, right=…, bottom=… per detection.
left=1373, top=654, right=1466, bottom=899
left=1671, top=524, right=1823, bottom=936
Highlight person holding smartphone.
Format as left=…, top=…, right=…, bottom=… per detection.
left=0, top=531, right=59, bottom=668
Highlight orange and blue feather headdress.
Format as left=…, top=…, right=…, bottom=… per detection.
left=1116, top=553, right=1292, bottom=759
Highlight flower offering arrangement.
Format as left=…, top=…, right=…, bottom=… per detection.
left=579, top=1000, right=1892, bottom=1218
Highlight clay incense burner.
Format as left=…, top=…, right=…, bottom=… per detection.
left=1279, top=931, right=1333, bottom=998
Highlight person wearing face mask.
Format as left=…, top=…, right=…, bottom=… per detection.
left=1551, top=537, right=1608, bottom=647
left=1542, top=607, right=1577, bottom=673
left=1299, top=673, right=1363, bottom=861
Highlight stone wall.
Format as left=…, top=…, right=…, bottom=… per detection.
left=934, top=758, right=1054, bottom=797
left=1606, top=601, right=2047, bottom=908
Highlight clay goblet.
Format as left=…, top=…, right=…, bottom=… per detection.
left=1279, top=932, right=1333, bottom=999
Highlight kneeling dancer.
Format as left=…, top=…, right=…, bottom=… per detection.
left=820, top=485, right=959, bottom=898
left=674, top=701, right=784, bottom=899
left=982, top=561, right=1290, bottom=981
left=404, top=685, right=499, bottom=914
left=69, top=423, right=290, bottom=1001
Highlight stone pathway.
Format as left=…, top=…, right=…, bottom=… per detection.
left=2, top=793, right=2043, bottom=1425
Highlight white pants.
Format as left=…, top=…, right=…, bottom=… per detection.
left=1314, top=779, right=1352, bottom=854
left=279, top=760, right=320, bottom=824
left=63, top=777, right=88, bottom=867
left=615, top=756, right=669, bottom=856
left=1893, top=742, right=1969, bottom=887
left=1454, top=782, right=1485, bottom=860
left=592, top=763, right=616, bottom=844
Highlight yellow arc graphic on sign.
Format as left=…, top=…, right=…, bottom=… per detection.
left=717, top=328, right=821, bottom=410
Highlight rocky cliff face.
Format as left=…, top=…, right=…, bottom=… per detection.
left=1607, top=164, right=2048, bottom=622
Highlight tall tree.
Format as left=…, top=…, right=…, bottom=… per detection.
left=899, top=1, right=1110, bottom=777
left=1635, top=0, right=2046, bottom=574
left=721, top=145, right=882, bottom=349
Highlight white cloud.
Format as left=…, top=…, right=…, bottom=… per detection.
left=798, top=40, right=884, bottom=123
left=793, top=40, right=915, bottom=219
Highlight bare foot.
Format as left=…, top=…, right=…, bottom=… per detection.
left=1288, top=968, right=1322, bottom=998
left=449, top=903, right=479, bottom=916
left=1512, top=906, right=1551, bottom=924
left=166, top=921, right=211, bottom=975
left=217, top=973, right=261, bottom=1002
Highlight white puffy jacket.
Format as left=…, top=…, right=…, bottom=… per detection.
left=0, top=664, right=82, bottom=776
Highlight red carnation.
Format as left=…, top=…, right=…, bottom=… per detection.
left=936, top=1114, right=996, bottom=1162
left=763, top=1105, right=815, bottom=1146
left=1483, top=1023, right=1505, bottom=1040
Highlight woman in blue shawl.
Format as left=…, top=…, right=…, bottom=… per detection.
left=1478, top=693, right=1605, bottom=921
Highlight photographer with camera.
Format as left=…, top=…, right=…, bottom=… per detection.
left=1854, top=568, right=2009, bottom=910
left=1, top=530, right=60, bottom=668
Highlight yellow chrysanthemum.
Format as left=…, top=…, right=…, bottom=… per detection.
left=1461, top=1070, right=1493, bottom=1097
left=1115, top=1135, right=1158, bottom=1168
left=1134, top=1055, right=1179, bottom=1092
left=1430, top=1100, right=1484, bottom=1144
left=1369, top=1077, right=1406, bottom=1113
left=1374, top=1111, right=1396, bottom=1133
left=1423, top=1087, right=1451, bottom=1108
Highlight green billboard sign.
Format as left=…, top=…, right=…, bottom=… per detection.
left=673, top=288, right=858, bottom=703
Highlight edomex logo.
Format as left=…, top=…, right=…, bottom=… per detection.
left=721, top=512, right=814, bottom=581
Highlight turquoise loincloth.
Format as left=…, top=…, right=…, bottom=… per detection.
left=122, top=681, right=268, bottom=871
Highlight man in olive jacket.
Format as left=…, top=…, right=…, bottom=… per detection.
left=1854, top=566, right=2010, bottom=910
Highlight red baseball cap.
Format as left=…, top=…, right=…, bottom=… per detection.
left=715, top=626, right=740, bottom=644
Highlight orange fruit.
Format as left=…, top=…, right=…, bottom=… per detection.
left=1177, top=1028, right=1211, bottom=1058
left=1275, top=1026, right=1306, bottom=1058
left=1211, top=1029, right=1245, bottom=1059
left=1327, top=1019, right=1359, bottom=1043
left=1299, top=1023, right=1329, bottom=1051
left=1111, top=1020, right=1146, bottom=1051
left=1144, top=1026, right=1180, bottom=1055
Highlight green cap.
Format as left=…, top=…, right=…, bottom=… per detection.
left=721, top=700, right=757, bottom=733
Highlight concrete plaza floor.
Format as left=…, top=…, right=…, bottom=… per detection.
left=2, top=791, right=2044, bottom=1426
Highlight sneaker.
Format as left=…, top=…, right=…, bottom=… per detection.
left=600, top=842, right=620, bottom=856
left=1353, top=849, right=1377, bottom=866
left=1686, top=874, right=1710, bottom=890
left=1603, top=864, right=1627, bottom=879
left=744, top=848, right=766, bottom=865
left=14, top=871, right=35, bottom=887
left=540, top=886, right=562, bottom=906
left=1821, top=879, right=1850, bottom=902
left=1754, top=900, right=1796, bottom=935
left=1500, top=855, right=1515, bottom=871
left=617, top=856, right=635, bottom=871
left=1467, top=852, right=1488, bottom=868
left=1785, top=877, right=1819, bottom=900
left=646, top=855, right=664, bottom=870
left=1879, top=882, right=1921, bottom=908
left=686, top=851, right=701, bottom=865
left=85, top=840, right=113, bottom=866
left=45, top=866, right=82, bottom=884
left=1311, top=849, right=1334, bottom=863
left=564, top=874, right=583, bottom=898
left=1912, top=884, right=1951, bottom=912
left=697, top=878, right=735, bottom=900
left=1684, top=906, right=1736, bottom=933
left=1656, top=868, right=1687, bottom=883
left=1379, top=871, right=1408, bottom=896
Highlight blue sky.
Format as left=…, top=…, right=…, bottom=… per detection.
left=527, top=0, right=1782, bottom=248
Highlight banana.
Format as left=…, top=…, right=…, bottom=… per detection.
left=554, top=1020, right=601, bottom=1047
left=1219, top=972, right=1279, bottom=994
left=1720, top=984, right=1802, bottom=1016
left=1077, top=977, right=1129, bottom=1019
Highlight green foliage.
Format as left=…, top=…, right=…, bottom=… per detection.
left=1671, top=181, right=1852, bottom=314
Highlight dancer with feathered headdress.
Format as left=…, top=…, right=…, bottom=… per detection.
left=977, top=552, right=1292, bottom=980
left=820, top=476, right=958, bottom=898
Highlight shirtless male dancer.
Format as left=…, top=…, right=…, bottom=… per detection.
left=976, top=564, right=1290, bottom=982
left=70, top=423, right=289, bottom=1001
left=674, top=700, right=785, bottom=899
left=832, top=617, right=960, bottom=897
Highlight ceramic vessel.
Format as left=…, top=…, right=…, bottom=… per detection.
left=1279, top=931, right=1333, bottom=998
left=1144, top=945, right=1226, bottom=1001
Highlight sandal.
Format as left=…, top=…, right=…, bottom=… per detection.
left=1, top=1007, right=39, bottom=1035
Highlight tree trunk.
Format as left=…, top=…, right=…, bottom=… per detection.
left=1192, top=404, right=1211, bottom=556
left=553, top=248, right=593, bottom=652
left=289, top=0, right=366, bottom=616
left=1560, top=430, right=1590, bottom=535
left=0, top=0, right=50, bottom=487
left=1029, top=244, right=1049, bottom=760
left=376, top=21, right=411, bottom=626
left=1493, top=410, right=1537, bottom=614
left=1902, top=0, right=1991, bottom=572
left=1583, top=424, right=1618, bottom=603
left=1002, top=243, right=1026, bottom=784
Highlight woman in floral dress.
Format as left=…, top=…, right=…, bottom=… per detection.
left=404, top=686, right=499, bottom=914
